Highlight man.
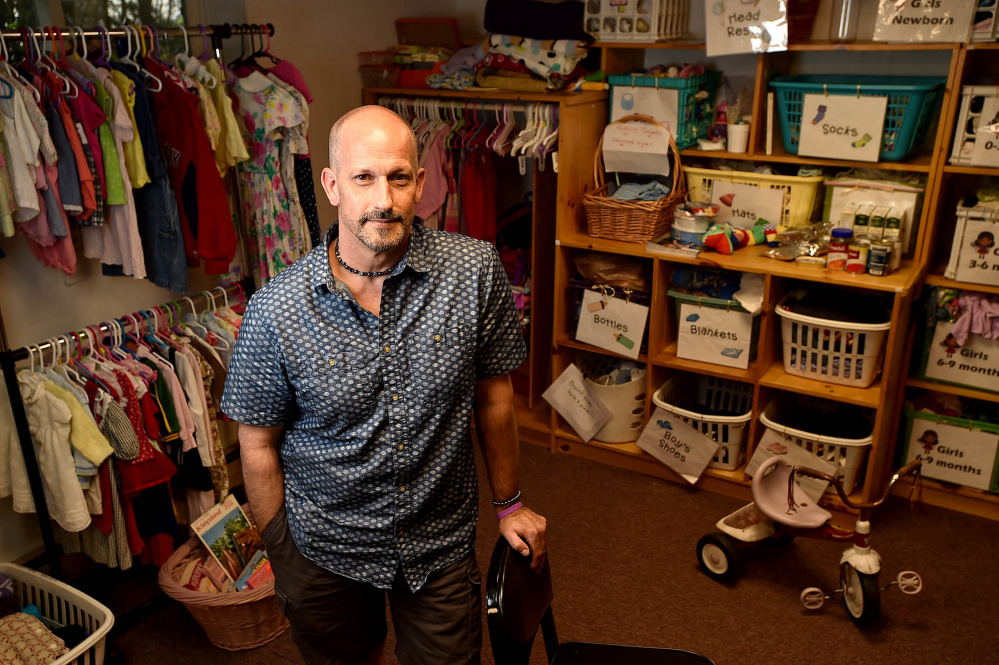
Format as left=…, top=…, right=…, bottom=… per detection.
left=220, top=105, right=546, bottom=665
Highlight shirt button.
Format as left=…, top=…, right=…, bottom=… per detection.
left=328, top=359, right=336, bottom=367
left=397, top=443, right=404, bottom=451
left=399, top=486, right=406, bottom=493
left=434, top=334, right=442, bottom=342
left=383, top=345, right=391, bottom=353
left=392, top=394, right=399, bottom=401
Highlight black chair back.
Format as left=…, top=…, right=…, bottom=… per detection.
left=486, top=536, right=558, bottom=664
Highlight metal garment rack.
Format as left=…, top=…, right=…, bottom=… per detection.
left=0, top=285, right=247, bottom=578
left=0, top=21, right=267, bottom=578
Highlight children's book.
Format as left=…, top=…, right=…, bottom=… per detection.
left=245, top=561, right=275, bottom=590
left=234, top=550, right=270, bottom=591
left=192, top=494, right=265, bottom=584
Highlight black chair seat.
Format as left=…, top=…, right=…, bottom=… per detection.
left=486, top=536, right=716, bottom=665
left=553, top=642, right=716, bottom=664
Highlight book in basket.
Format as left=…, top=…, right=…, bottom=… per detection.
left=192, top=494, right=265, bottom=585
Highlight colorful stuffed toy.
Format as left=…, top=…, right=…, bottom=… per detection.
left=703, top=219, right=777, bottom=255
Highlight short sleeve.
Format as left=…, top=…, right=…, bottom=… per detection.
left=220, top=294, right=293, bottom=426
left=475, top=245, right=528, bottom=380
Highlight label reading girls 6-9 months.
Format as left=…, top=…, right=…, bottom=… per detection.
left=925, top=320, right=999, bottom=393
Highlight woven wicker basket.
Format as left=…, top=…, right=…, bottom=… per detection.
left=583, top=113, right=686, bottom=244
left=158, top=537, right=289, bottom=651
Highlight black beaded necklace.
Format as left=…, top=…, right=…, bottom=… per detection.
left=334, top=238, right=398, bottom=277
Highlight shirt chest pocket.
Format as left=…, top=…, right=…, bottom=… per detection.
left=408, top=327, right=474, bottom=406
left=293, top=354, right=379, bottom=431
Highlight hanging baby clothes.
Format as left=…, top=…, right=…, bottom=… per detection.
left=0, top=117, right=18, bottom=237
left=145, top=58, right=237, bottom=274
left=234, top=71, right=308, bottom=286
left=205, top=58, right=249, bottom=177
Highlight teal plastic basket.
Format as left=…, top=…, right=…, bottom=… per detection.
left=769, top=75, right=945, bottom=162
left=608, top=70, right=721, bottom=150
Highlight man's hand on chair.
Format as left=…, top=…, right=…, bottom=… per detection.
left=499, top=506, right=547, bottom=572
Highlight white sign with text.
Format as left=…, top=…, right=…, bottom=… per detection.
left=576, top=290, right=649, bottom=360
left=955, top=216, right=999, bottom=287
left=905, top=418, right=999, bottom=491
left=542, top=364, right=612, bottom=442
left=676, top=303, right=753, bottom=369
left=745, top=437, right=838, bottom=501
left=924, top=320, right=999, bottom=392
left=602, top=122, right=671, bottom=177
left=874, top=0, right=975, bottom=43
left=798, top=93, right=887, bottom=163
left=636, top=407, right=719, bottom=484
left=704, top=0, right=788, bottom=57
left=711, top=181, right=784, bottom=230
left=611, top=86, right=679, bottom=139
left=971, top=97, right=999, bottom=169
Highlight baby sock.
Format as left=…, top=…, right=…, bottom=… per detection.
left=812, top=105, right=827, bottom=124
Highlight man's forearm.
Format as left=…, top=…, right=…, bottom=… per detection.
left=473, top=375, right=520, bottom=508
left=238, top=423, right=286, bottom=532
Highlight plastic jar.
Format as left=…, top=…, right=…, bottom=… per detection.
left=826, top=228, right=853, bottom=270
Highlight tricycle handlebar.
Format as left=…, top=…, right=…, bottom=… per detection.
left=793, top=459, right=922, bottom=513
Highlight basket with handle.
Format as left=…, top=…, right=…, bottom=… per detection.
left=583, top=113, right=686, bottom=244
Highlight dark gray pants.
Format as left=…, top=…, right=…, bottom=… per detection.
left=261, top=505, right=482, bottom=665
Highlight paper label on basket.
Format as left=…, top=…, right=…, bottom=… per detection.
left=542, top=364, right=612, bottom=443
left=636, top=407, right=719, bottom=484
left=797, top=93, right=886, bottom=163
left=704, top=0, right=788, bottom=58
left=711, top=181, right=784, bottom=230
left=904, top=417, right=999, bottom=491
left=746, top=439, right=837, bottom=502
left=611, top=87, right=679, bottom=140
left=924, top=320, right=999, bottom=387
left=955, top=216, right=999, bottom=285
left=602, top=122, right=671, bottom=177
left=970, top=97, right=999, bottom=168
left=873, top=0, right=976, bottom=43
left=576, top=290, right=649, bottom=360
left=676, top=303, right=753, bottom=370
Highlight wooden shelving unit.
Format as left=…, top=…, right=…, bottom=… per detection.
left=367, top=35, right=999, bottom=522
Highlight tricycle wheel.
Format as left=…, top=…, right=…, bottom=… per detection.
left=697, top=533, right=741, bottom=583
left=841, top=563, right=880, bottom=628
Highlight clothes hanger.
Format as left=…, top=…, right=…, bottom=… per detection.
left=37, top=26, right=79, bottom=98
left=0, top=31, right=40, bottom=103
left=90, top=24, right=112, bottom=69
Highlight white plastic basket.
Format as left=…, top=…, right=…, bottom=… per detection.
left=776, top=293, right=891, bottom=388
left=759, top=399, right=873, bottom=494
left=652, top=375, right=753, bottom=471
left=0, top=563, right=114, bottom=665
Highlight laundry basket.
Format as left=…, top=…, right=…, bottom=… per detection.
left=759, top=397, right=874, bottom=494
left=0, top=563, right=114, bottom=665
left=159, top=537, right=289, bottom=651
left=652, top=375, right=753, bottom=470
left=577, top=351, right=647, bottom=443
left=776, top=292, right=891, bottom=388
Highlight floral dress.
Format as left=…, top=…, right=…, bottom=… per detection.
left=234, top=72, right=307, bottom=286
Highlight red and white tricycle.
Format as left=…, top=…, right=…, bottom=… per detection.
left=697, top=456, right=924, bottom=627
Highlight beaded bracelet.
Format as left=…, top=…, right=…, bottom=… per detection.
left=496, top=501, right=523, bottom=520
left=491, top=490, right=522, bottom=507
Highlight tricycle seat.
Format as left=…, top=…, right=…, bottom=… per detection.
left=752, top=456, right=832, bottom=529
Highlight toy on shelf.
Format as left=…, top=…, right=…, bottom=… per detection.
left=702, top=219, right=774, bottom=255
left=696, top=457, right=924, bottom=628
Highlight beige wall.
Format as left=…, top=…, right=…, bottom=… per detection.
left=243, top=0, right=479, bottom=233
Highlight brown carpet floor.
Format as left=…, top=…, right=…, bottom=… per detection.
left=74, top=442, right=999, bottom=665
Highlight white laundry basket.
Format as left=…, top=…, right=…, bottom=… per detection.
left=776, top=292, right=891, bottom=388
left=652, top=375, right=753, bottom=471
left=0, top=563, right=114, bottom=665
left=578, top=351, right=647, bottom=444
left=759, top=398, right=873, bottom=494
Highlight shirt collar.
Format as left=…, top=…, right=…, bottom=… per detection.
left=312, top=221, right=432, bottom=295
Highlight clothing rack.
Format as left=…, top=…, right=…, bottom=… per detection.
left=375, top=96, right=534, bottom=115
left=0, top=284, right=246, bottom=578
left=0, top=23, right=274, bottom=48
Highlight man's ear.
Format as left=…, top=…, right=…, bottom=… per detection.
left=321, top=167, right=340, bottom=207
left=414, top=167, right=426, bottom=205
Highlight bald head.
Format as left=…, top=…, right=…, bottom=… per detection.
left=328, top=105, right=418, bottom=175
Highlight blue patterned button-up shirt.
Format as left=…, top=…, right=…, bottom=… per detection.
left=220, top=223, right=527, bottom=590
